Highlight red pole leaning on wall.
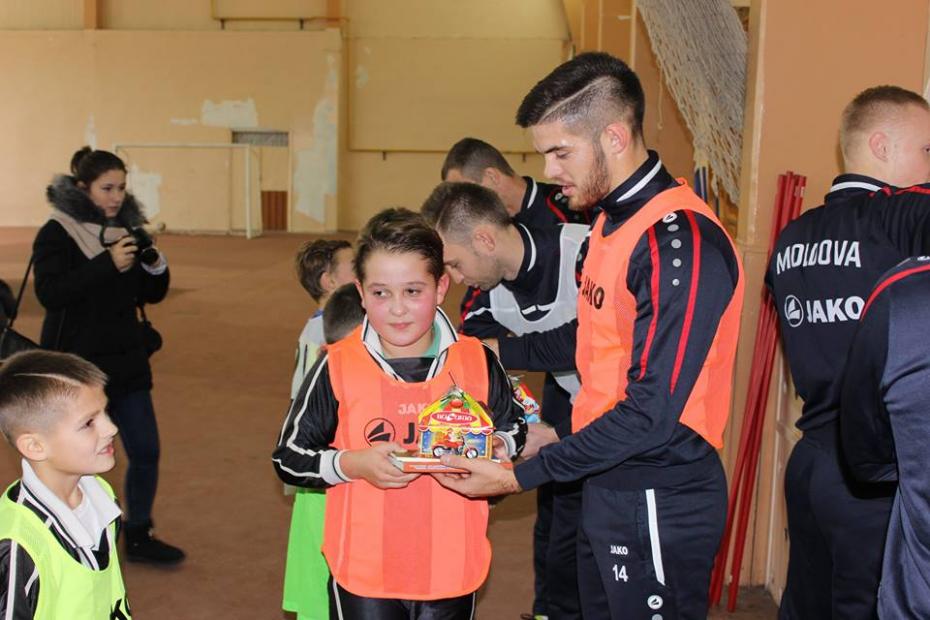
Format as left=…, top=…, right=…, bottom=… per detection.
left=710, top=172, right=805, bottom=611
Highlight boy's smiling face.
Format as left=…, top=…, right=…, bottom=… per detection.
left=357, top=249, right=450, bottom=359
left=27, top=384, right=119, bottom=478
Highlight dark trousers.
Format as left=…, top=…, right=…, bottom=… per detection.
left=108, top=389, right=161, bottom=527
left=532, top=376, right=582, bottom=619
left=329, top=581, right=475, bottom=620
left=576, top=461, right=727, bottom=620
left=779, top=427, right=893, bottom=620
left=533, top=480, right=583, bottom=619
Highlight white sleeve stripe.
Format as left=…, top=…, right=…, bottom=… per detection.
left=23, top=566, right=38, bottom=597
left=463, top=307, right=492, bottom=322
left=279, top=354, right=329, bottom=449
left=272, top=457, right=323, bottom=479
left=4, top=541, right=17, bottom=620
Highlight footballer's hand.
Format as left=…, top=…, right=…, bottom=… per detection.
left=339, top=443, right=419, bottom=489
left=482, top=338, right=500, bottom=358
left=434, top=455, right=521, bottom=498
left=520, top=422, right=559, bottom=460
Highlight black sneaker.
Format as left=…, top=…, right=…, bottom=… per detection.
left=124, top=521, right=186, bottom=565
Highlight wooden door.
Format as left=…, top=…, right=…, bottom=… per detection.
left=261, top=190, right=287, bottom=231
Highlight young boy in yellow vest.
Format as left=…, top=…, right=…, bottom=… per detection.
left=273, top=207, right=527, bottom=619
left=0, top=350, right=131, bottom=619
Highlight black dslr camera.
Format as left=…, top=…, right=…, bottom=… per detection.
left=128, top=227, right=160, bottom=266
left=100, top=221, right=160, bottom=266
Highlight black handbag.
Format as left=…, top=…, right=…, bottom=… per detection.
left=0, top=256, right=40, bottom=361
left=138, top=303, right=162, bottom=357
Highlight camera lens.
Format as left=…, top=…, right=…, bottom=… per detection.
left=139, top=247, right=160, bottom=265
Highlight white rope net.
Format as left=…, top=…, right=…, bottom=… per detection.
left=636, top=0, right=747, bottom=202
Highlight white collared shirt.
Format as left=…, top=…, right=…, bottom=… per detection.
left=21, top=460, right=121, bottom=560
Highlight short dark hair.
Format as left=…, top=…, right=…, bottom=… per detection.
left=440, top=138, right=516, bottom=181
left=70, top=146, right=127, bottom=186
left=295, top=239, right=352, bottom=302
left=354, top=208, right=444, bottom=283
left=421, top=182, right=512, bottom=242
left=840, top=85, right=930, bottom=159
left=323, top=283, right=365, bottom=344
left=516, top=52, right=645, bottom=140
left=0, top=350, right=107, bottom=444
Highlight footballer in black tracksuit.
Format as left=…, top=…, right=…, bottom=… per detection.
left=498, top=152, right=740, bottom=619
left=841, top=257, right=930, bottom=619
left=458, top=176, right=593, bottom=619
left=766, top=175, right=930, bottom=619
left=459, top=222, right=587, bottom=619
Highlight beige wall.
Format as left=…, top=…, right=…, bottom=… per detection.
left=730, top=0, right=929, bottom=597
left=0, top=1, right=571, bottom=234
left=102, top=0, right=220, bottom=30
left=0, top=1, right=83, bottom=30
left=0, top=28, right=341, bottom=234
left=340, top=0, right=570, bottom=229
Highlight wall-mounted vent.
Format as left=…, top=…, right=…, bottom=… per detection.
left=232, top=131, right=288, bottom=147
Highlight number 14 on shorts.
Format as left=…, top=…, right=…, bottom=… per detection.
left=612, top=563, right=629, bottom=582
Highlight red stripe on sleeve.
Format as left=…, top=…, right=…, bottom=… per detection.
left=459, top=287, right=483, bottom=332
left=863, top=263, right=930, bottom=317
left=895, top=185, right=930, bottom=196
left=638, top=226, right=661, bottom=380
left=546, top=194, right=569, bottom=223
left=670, top=211, right=701, bottom=393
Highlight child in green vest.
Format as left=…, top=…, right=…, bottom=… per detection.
left=0, top=350, right=131, bottom=619
left=283, top=239, right=355, bottom=620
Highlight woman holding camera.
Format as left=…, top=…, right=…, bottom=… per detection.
left=32, top=147, right=184, bottom=564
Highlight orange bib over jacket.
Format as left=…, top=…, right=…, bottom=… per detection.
left=324, top=330, right=492, bottom=600
left=573, top=181, right=744, bottom=449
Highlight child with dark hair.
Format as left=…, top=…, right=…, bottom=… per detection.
left=273, top=207, right=526, bottom=620
left=0, top=350, right=131, bottom=618
left=322, top=283, right=364, bottom=345
left=291, top=239, right=354, bottom=393
left=283, top=238, right=355, bottom=620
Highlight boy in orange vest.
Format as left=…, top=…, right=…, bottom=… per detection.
left=272, top=207, right=526, bottom=619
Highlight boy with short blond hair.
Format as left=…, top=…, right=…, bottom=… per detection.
left=0, top=350, right=130, bottom=619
